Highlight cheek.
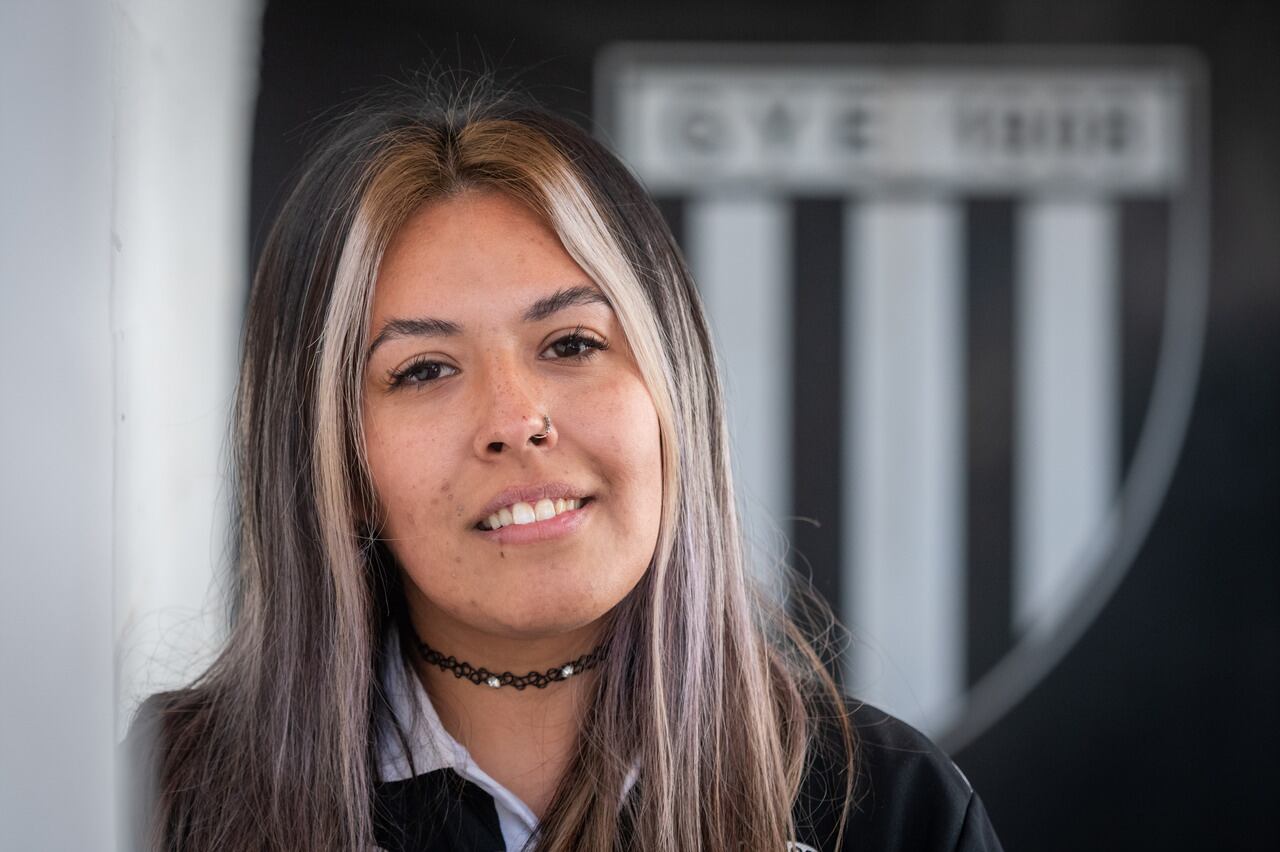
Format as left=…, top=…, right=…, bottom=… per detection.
left=586, top=378, right=664, bottom=527
left=363, top=409, right=462, bottom=534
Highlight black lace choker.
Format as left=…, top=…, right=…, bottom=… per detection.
left=414, top=636, right=607, bottom=690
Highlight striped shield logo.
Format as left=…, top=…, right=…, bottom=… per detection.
left=596, top=45, right=1208, bottom=748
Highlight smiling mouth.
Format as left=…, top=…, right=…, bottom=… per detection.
left=475, top=497, right=594, bottom=531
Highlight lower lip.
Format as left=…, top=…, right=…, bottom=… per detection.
left=475, top=500, right=592, bottom=545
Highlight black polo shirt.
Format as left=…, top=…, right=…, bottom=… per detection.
left=125, top=641, right=1003, bottom=851
left=373, top=677, right=1004, bottom=852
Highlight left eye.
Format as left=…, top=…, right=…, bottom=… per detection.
left=387, top=359, right=458, bottom=388
left=543, top=331, right=609, bottom=360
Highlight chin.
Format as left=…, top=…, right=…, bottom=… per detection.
left=482, top=597, right=615, bottom=640
left=404, top=556, right=648, bottom=643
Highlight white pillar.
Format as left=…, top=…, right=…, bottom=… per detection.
left=1014, top=198, right=1119, bottom=637
left=111, top=0, right=263, bottom=732
left=0, top=1, right=115, bottom=848
left=685, top=196, right=792, bottom=594
left=845, top=197, right=966, bottom=734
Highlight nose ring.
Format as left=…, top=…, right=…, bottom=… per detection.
left=529, top=414, right=552, bottom=444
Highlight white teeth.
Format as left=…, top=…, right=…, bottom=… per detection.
left=511, top=502, right=536, bottom=525
left=482, top=496, right=587, bottom=530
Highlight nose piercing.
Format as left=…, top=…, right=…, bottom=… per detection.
left=529, top=414, right=552, bottom=443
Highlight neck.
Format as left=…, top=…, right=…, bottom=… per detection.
left=404, top=608, right=603, bottom=818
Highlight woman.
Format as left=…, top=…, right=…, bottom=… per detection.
left=126, top=79, right=1003, bottom=851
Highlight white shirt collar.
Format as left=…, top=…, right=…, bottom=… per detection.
left=377, top=627, right=541, bottom=849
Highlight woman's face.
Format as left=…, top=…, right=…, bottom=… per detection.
left=362, top=189, right=663, bottom=644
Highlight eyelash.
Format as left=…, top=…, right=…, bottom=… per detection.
left=546, top=327, right=610, bottom=360
left=386, top=328, right=610, bottom=389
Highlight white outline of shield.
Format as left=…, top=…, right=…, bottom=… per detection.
left=593, top=43, right=1211, bottom=752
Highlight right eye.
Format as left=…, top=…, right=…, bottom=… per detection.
left=388, top=358, right=458, bottom=388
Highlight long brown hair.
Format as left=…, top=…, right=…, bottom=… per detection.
left=136, top=77, right=854, bottom=851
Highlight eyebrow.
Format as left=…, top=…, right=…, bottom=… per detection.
left=366, top=284, right=611, bottom=357
left=521, top=284, right=610, bottom=322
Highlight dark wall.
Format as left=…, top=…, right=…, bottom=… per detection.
left=251, top=2, right=1279, bottom=849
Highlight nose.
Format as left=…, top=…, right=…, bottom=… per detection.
left=472, top=365, right=558, bottom=457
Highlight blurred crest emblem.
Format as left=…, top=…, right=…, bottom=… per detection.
left=596, top=45, right=1208, bottom=748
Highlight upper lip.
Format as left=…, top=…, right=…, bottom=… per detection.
left=473, top=481, right=591, bottom=526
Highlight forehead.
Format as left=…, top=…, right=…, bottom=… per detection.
left=372, top=190, right=594, bottom=318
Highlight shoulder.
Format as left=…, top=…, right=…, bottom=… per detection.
left=121, top=690, right=196, bottom=778
left=121, top=692, right=181, bottom=790
left=792, top=699, right=1003, bottom=852
left=120, top=693, right=171, bottom=851
left=120, top=690, right=211, bottom=851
